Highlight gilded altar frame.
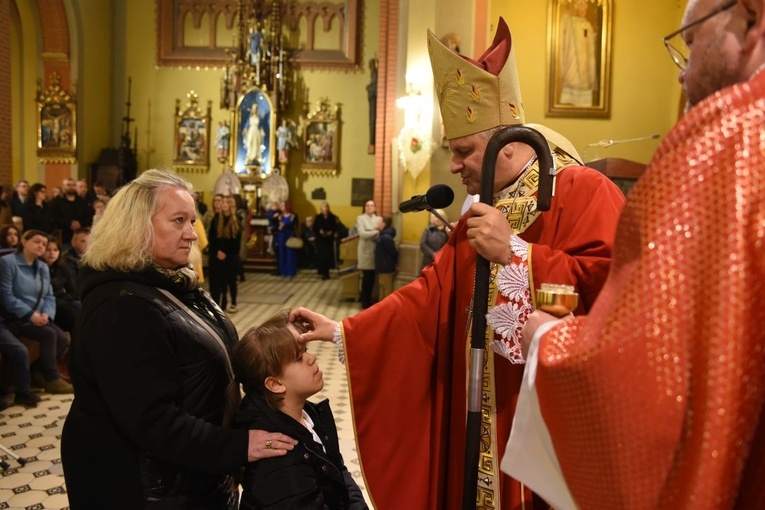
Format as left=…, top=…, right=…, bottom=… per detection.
left=546, top=0, right=612, bottom=118
left=301, top=99, right=341, bottom=176
left=173, top=91, right=212, bottom=171
left=36, top=74, right=77, bottom=163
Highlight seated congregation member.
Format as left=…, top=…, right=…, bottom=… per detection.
left=61, top=169, right=296, bottom=508
left=0, top=319, right=41, bottom=408
left=0, top=230, right=72, bottom=394
left=21, top=183, right=54, bottom=234
left=208, top=195, right=241, bottom=313
left=64, top=227, right=89, bottom=278
left=10, top=216, right=23, bottom=234
left=226, top=310, right=367, bottom=510
left=0, top=224, right=19, bottom=252
left=91, top=198, right=106, bottom=229
left=42, top=236, right=80, bottom=333
left=0, top=185, right=12, bottom=227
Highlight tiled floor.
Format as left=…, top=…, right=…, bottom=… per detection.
left=0, top=269, right=368, bottom=509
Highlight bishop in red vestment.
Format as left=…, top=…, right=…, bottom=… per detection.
left=294, top=18, right=624, bottom=510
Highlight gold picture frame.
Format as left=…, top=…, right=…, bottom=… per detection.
left=36, top=73, right=77, bottom=163
left=173, top=91, right=212, bottom=172
left=546, top=0, right=612, bottom=118
left=302, top=99, right=341, bottom=176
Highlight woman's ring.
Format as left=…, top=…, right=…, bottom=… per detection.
left=265, top=439, right=272, bottom=449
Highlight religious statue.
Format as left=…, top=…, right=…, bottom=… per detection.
left=216, top=120, right=231, bottom=161
left=366, top=57, right=378, bottom=154
left=276, top=119, right=298, bottom=163
left=249, top=24, right=264, bottom=67
left=242, top=104, right=264, bottom=165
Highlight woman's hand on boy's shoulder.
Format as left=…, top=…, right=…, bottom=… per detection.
left=247, top=429, right=298, bottom=462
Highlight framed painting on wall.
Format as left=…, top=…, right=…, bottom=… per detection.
left=546, top=0, right=612, bottom=118
left=234, top=87, right=275, bottom=177
left=173, top=91, right=212, bottom=171
left=301, top=99, right=341, bottom=176
left=36, top=73, right=77, bottom=163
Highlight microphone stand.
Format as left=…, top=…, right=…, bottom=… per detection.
left=582, top=133, right=659, bottom=162
left=462, top=126, right=554, bottom=510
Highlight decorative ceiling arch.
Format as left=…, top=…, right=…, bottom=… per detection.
left=35, top=0, right=72, bottom=89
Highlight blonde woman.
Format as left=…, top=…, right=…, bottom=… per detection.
left=61, top=169, right=296, bottom=508
left=419, top=208, right=449, bottom=273
left=207, top=195, right=241, bottom=313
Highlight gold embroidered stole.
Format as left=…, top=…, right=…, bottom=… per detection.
left=471, top=150, right=577, bottom=509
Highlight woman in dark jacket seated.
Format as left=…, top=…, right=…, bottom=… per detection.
left=61, top=169, right=297, bottom=509
left=41, top=236, right=80, bottom=333
left=21, top=182, right=55, bottom=234
left=0, top=229, right=71, bottom=394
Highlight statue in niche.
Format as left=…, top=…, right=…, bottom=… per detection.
left=242, top=104, right=264, bottom=165
left=216, top=120, right=231, bottom=161
left=366, top=57, right=378, bottom=154
left=249, top=23, right=264, bottom=69
left=276, top=119, right=298, bottom=163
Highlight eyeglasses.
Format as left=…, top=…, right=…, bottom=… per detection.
left=663, top=0, right=737, bottom=70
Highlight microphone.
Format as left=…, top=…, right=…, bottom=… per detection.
left=583, top=133, right=660, bottom=161
left=399, top=184, right=454, bottom=213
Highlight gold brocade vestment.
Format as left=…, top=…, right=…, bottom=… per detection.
left=473, top=151, right=578, bottom=509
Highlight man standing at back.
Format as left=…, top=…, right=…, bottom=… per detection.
left=292, top=18, right=625, bottom=509
left=51, top=177, right=91, bottom=248
left=9, top=180, right=29, bottom=217
left=514, top=1, right=765, bottom=508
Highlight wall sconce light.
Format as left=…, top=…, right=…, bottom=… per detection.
left=396, top=84, right=424, bottom=129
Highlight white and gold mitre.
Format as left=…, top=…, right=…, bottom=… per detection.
left=428, top=17, right=582, bottom=163
left=428, top=17, right=524, bottom=140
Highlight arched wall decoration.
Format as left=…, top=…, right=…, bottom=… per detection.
left=157, top=0, right=240, bottom=67
left=156, top=0, right=363, bottom=70
left=283, top=0, right=362, bottom=70
left=33, top=0, right=75, bottom=184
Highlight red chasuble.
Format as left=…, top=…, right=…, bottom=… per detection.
left=535, top=72, right=765, bottom=508
left=342, top=165, right=624, bottom=509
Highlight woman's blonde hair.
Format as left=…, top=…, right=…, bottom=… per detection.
left=216, top=197, right=241, bottom=239
left=431, top=208, right=448, bottom=225
left=82, top=169, right=193, bottom=272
